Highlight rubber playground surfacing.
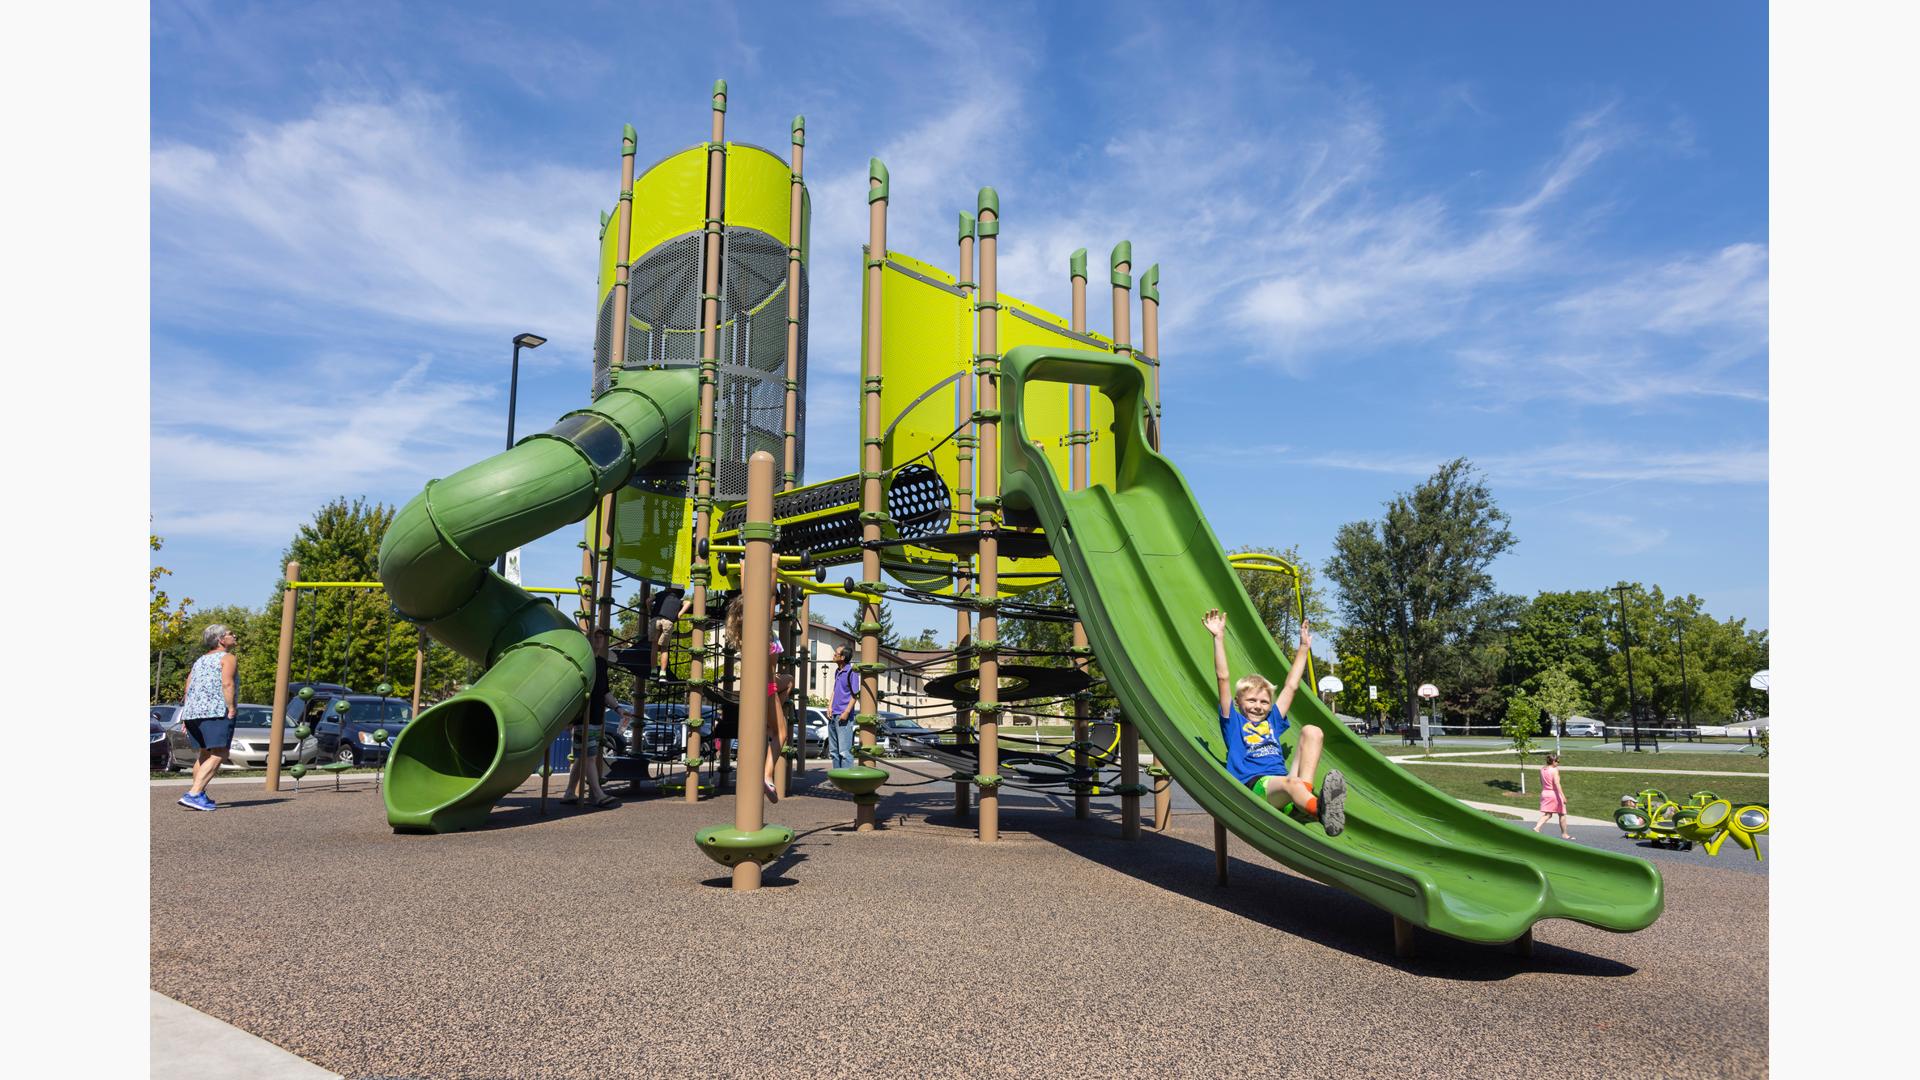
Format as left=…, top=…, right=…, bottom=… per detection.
left=150, top=769, right=1767, bottom=1080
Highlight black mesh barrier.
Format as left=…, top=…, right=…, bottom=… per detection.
left=714, top=463, right=949, bottom=560
left=590, top=227, right=807, bottom=500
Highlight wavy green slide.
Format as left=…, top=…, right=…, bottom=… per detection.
left=998, top=346, right=1663, bottom=944
left=378, top=368, right=698, bottom=832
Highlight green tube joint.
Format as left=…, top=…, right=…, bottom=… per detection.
left=958, top=211, right=976, bottom=244
left=712, top=79, right=728, bottom=110
left=1110, top=241, right=1133, bottom=287
left=976, top=187, right=1000, bottom=220
left=622, top=123, right=636, bottom=150
left=791, top=115, right=805, bottom=145
left=869, top=158, right=890, bottom=202
left=1069, top=248, right=1088, bottom=281
left=1140, top=263, right=1160, bottom=302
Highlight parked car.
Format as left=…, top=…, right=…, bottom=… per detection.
left=634, top=701, right=720, bottom=760
left=307, top=694, right=413, bottom=765
left=282, top=682, right=356, bottom=722
left=161, top=703, right=321, bottom=771
left=1561, top=717, right=1605, bottom=738
left=877, top=712, right=934, bottom=752
left=150, top=715, right=172, bottom=771
left=801, top=707, right=832, bottom=757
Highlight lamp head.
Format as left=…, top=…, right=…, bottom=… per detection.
left=513, top=333, right=547, bottom=349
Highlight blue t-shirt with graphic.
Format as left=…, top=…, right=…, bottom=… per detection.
left=1222, top=702, right=1290, bottom=785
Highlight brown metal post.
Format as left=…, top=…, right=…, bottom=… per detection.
left=1140, top=264, right=1162, bottom=451
left=954, top=212, right=977, bottom=819
left=410, top=633, right=425, bottom=716
left=1067, top=250, right=1093, bottom=820
left=976, top=188, right=1002, bottom=843
left=1111, top=241, right=1141, bottom=841
left=265, top=561, right=299, bottom=792
left=855, top=158, right=890, bottom=833
left=686, top=80, right=729, bottom=802
left=731, top=452, right=777, bottom=891
left=784, top=115, right=806, bottom=781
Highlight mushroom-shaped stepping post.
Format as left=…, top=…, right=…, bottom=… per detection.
left=827, top=766, right=888, bottom=832
left=695, top=824, right=795, bottom=870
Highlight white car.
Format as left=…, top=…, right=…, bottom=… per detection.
left=165, top=703, right=319, bottom=770
left=800, top=707, right=831, bottom=757
left=1560, top=717, right=1605, bottom=738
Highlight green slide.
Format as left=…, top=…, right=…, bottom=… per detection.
left=377, top=368, right=698, bottom=832
left=997, top=346, right=1663, bottom=944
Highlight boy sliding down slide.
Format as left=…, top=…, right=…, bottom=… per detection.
left=1204, top=609, right=1348, bottom=836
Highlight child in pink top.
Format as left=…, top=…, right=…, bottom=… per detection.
left=1532, top=752, right=1572, bottom=839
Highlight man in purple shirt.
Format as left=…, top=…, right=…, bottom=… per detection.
left=828, top=645, right=859, bottom=769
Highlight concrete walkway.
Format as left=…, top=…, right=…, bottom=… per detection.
left=152, top=991, right=340, bottom=1080
left=1456, top=799, right=1613, bottom=827
left=1387, top=755, right=1766, bottom=778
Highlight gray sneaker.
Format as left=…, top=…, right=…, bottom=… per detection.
left=1319, top=770, right=1347, bottom=837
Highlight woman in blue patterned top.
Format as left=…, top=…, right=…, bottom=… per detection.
left=178, top=623, right=238, bottom=811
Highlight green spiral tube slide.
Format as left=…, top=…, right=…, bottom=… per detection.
left=378, top=369, right=698, bottom=832
left=996, top=345, right=1663, bottom=944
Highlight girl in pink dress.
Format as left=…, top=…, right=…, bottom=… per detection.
left=1532, top=752, right=1572, bottom=839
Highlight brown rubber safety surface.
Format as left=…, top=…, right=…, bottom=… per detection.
left=151, top=770, right=1767, bottom=1080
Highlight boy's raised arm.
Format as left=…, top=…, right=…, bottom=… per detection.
left=1203, top=609, right=1231, bottom=718
left=1273, top=620, right=1313, bottom=717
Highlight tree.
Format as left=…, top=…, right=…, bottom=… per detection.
left=1229, top=543, right=1332, bottom=647
left=997, top=580, right=1117, bottom=718
left=1324, top=459, right=1517, bottom=730
left=899, top=628, right=942, bottom=650
left=841, top=600, right=900, bottom=649
left=265, top=498, right=439, bottom=703
left=1530, top=664, right=1588, bottom=743
left=150, top=534, right=195, bottom=701
left=1501, top=694, right=1542, bottom=792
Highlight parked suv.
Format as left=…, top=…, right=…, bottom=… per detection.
left=1561, top=717, right=1605, bottom=738
left=282, top=682, right=356, bottom=722
left=307, top=694, right=413, bottom=765
left=635, top=702, right=720, bottom=760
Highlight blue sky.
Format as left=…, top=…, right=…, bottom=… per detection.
left=149, top=0, right=1769, bottom=641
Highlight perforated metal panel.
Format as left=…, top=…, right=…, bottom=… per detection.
left=590, top=226, right=808, bottom=502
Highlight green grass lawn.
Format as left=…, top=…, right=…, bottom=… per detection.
left=1394, top=757, right=1769, bottom=822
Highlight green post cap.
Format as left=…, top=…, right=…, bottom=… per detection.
left=868, top=158, right=889, bottom=202
left=334, top=699, right=351, bottom=713
left=289, top=764, right=307, bottom=779
left=376, top=682, right=393, bottom=697
left=373, top=728, right=390, bottom=744
left=958, top=211, right=976, bottom=244
left=694, top=824, right=795, bottom=867
left=294, top=724, right=312, bottom=739
left=1070, top=248, right=1088, bottom=281
left=297, top=686, right=314, bottom=701
left=977, top=187, right=1000, bottom=218
left=1110, top=241, right=1133, bottom=287
left=791, top=115, right=805, bottom=145
left=712, top=79, right=727, bottom=110
left=827, top=766, right=889, bottom=796
left=1140, top=263, right=1160, bottom=302
left=622, top=123, right=636, bottom=149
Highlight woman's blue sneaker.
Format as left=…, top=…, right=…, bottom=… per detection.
left=178, top=793, right=199, bottom=809
left=201, top=792, right=217, bottom=808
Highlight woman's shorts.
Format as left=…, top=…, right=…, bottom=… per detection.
left=184, top=716, right=234, bottom=751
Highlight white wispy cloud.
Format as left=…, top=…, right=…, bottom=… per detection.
left=151, top=91, right=604, bottom=340
left=1569, top=511, right=1671, bottom=556
left=1194, top=439, right=1766, bottom=487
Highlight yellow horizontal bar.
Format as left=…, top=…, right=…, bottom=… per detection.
left=290, top=581, right=579, bottom=593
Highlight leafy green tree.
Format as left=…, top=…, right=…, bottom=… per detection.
left=1530, top=664, right=1588, bottom=740
left=1501, top=694, right=1542, bottom=791
left=841, top=600, right=900, bottom=649
left=1229, top=543, right=1332, bottom=648
left=1323, top=458, right=1517, bottom=730
left=150, top=534, right=196, bottom=701
left=998, top=580, right=1117, bottom=718
left=899, top=628, right=942, bottom=650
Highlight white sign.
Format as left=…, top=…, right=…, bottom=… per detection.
left=1417, top=683, right=1439, bottom=699
left=1368, top=685, right=1378, bottom=701
left=503, top=548, right=523, bottom=585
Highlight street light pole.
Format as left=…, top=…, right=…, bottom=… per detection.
left=1612, top=584, right=1642, bottom=752
left=498, top=332, right=546, bottom=574
left=1675, top=620, right=1692, bottom=732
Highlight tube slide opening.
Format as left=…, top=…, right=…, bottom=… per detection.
left=386, top=699, right=504, bottom=822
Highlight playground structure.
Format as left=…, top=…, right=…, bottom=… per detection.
left=1615, top=789, right=1770, bottom=860
left=222, top=81, right=1674, bottom=952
